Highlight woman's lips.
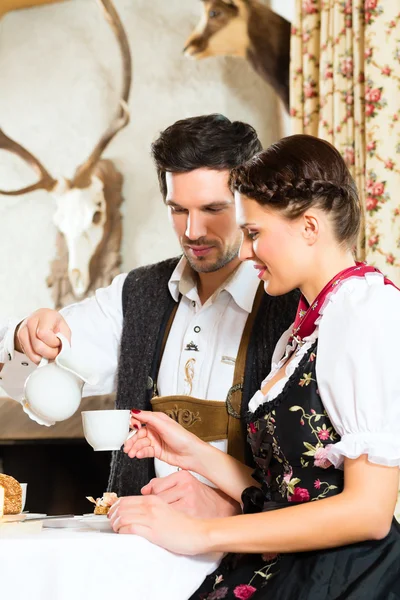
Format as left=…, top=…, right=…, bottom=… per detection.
left=254, top=264, right=268, bottom=279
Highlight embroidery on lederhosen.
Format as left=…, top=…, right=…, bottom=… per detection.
left=183, top=358, right=196, bottom=395
left=164, top=404, right=201, bottom=428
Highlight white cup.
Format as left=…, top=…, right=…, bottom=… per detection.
left=82, top=410, right=131, bottom=451
left=20, top=483, right=28, bottom=512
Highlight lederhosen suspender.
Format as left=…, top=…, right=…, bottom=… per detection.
left=226, top=282, right=264, bottom=461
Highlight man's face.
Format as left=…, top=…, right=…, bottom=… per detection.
left=165, top=168, right=242, bottom=273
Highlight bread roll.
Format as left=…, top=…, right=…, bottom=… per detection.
left=94, top=505, right=110, bottom=515
left=87, top=492, right=118, bottom=515
left=0, top=485, right=4, bottom=519
left=0, top=474, right=22, bottom=515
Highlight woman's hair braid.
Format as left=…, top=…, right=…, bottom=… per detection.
left=230, top=135, right=361, bottom=247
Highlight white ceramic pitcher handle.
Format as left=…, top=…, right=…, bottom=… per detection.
left=37, top=333, right=69, bottom=368
left=54, top=331, right=99, bottom=386
left=56, top=332, right=71, bottom=350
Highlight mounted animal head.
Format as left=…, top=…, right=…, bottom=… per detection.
left=184, top=0, right=291, bottom=111
left=0, top=0, right=66, bottom=19
left=184, top=0, right=250, bottom=60
left=0, top=0, right=131, bottom=299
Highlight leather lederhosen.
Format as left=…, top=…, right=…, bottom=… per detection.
left=150, top=283, right=264, bottom=463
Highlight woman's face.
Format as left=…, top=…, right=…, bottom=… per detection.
left=236, top=193, right=314, bottom=296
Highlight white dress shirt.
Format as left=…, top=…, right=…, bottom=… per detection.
left=249, top=272, right=400, bottom=470
left=0, top=258, right=260, bottom=480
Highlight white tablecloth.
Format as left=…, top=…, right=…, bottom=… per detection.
left=0, top=527, right=220, bottom=600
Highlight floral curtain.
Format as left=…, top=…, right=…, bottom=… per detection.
left=290, top=0, right=400, bottom=284
left=290, top=0, right=400, bottom=521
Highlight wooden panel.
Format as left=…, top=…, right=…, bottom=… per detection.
left=0, top=0, right=67, bottom=18
left=0, top=394, right=115, bottom=440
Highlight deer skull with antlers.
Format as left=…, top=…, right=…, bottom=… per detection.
left=0, top=0, right=131, bottom=303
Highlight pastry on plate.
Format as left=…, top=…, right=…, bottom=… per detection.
left=86, top=492, right=118, bottom=515
left=0, top=474, right=23, bottom=516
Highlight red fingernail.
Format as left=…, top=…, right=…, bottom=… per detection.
left=131, top=409, right=141, bottom=414
left=134, top=424, right=139, bottom=429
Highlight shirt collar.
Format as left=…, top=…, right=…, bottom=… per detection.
left=168, top=256, right=260, bottom=313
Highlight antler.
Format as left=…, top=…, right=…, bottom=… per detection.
left=0, top=0, right=131, bottom=194
left=71, top=0, right=132, bottom=188
left=0, top=128, right=57, bottom=195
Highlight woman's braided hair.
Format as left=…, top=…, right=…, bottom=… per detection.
left=230, top=134, right=361, bottom=247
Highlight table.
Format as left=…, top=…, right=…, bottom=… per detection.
left=0, top=526, right=221, bottom=600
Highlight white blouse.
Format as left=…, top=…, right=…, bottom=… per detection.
left=249, top=272, right=400, bottom=470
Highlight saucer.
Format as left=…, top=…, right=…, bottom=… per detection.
left=24, top=513, right=47, bottom=520
left=77, top=514, right=113, bottom=532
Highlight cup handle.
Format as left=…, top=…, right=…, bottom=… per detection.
left=125, top=429, right=138, bottom=442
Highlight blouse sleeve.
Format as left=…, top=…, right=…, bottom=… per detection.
left=316, top=274, right=400, bottom=469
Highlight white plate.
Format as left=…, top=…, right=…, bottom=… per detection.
left=77, top=515, right=113, bottom=532
left=24, top=513, right=47, bottom=520
left=0, top=513, right=27, bottom=523
left=42, top=516, right=85, bottom=529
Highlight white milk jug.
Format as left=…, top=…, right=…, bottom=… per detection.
left=22, top=333, right=99, bottom=426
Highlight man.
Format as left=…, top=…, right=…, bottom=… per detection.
left=0, top=114, right=298, bottom=518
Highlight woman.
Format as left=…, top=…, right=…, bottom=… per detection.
left=110, top=135, right=400, bottom=599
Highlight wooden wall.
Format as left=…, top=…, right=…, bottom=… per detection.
left=0, top=395, right=115, bottom=440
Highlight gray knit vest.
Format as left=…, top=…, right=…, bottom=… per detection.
left=108, top=257, right=299, bottom=496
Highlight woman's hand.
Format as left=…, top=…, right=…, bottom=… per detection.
left=108, top=495, right=213, bottom=556
left=124, top=410, right=206, bottom=472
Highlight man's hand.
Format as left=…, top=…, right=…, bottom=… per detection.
left=141, top=470, right=240, bottom=519
left=15, top=309, right=71, bottom=364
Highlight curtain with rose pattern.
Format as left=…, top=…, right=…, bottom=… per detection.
left=290, top=0, right=400, bottom=521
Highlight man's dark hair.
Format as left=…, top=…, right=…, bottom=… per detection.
left=151, top=114, right=263, bottom=200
